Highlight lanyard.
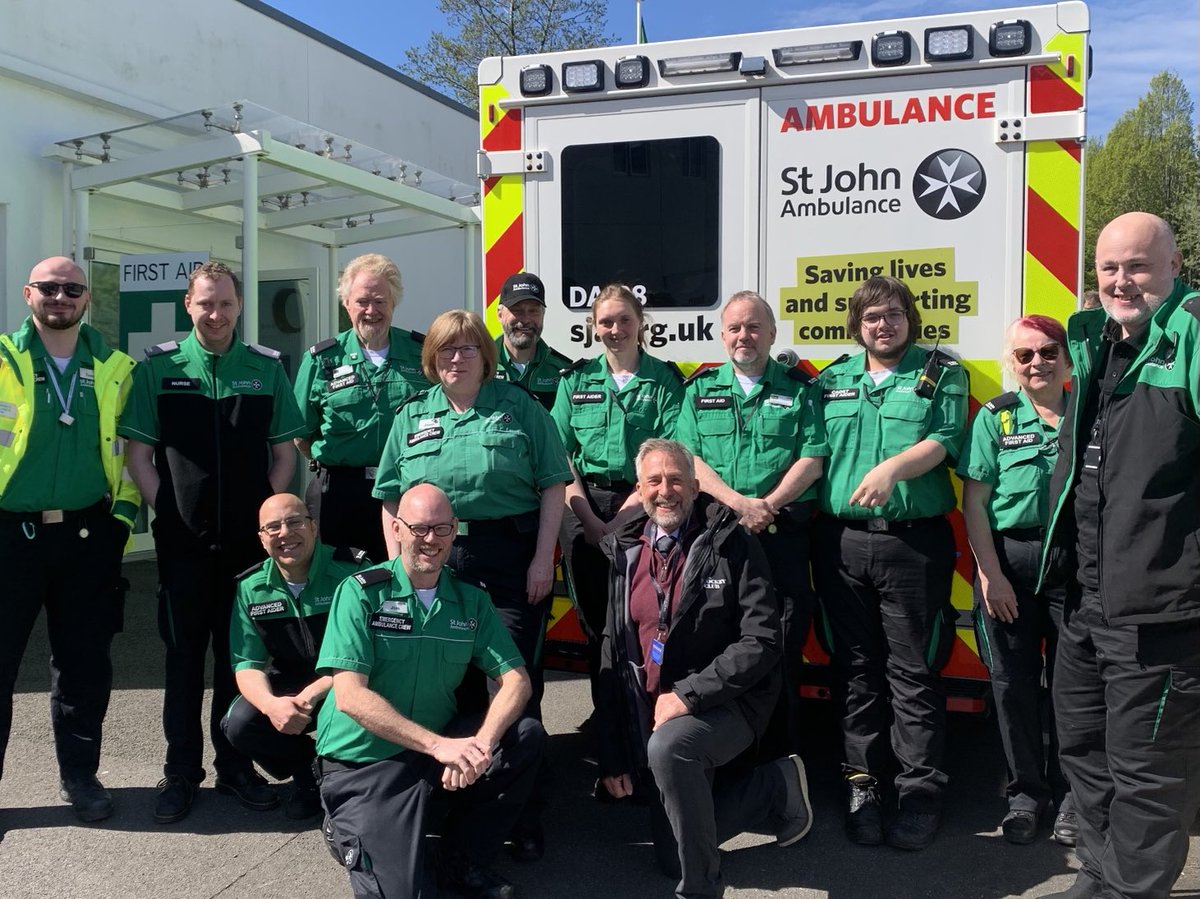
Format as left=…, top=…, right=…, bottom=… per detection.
left=46, top=363, right=78, bottom=426
left=650, top=534, right=679, bottom=635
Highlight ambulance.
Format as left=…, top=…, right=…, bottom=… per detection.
left=478, top=3, right=1089, bottom=710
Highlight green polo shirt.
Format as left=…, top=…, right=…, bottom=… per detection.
left=231, top=542, right=368, bottom=672
left=494, top=336, right=573, bottom=410
left=956, top=389, right=1062, bottom=531
left=0, top=319, right=108, bottom=512
left=674, top=358, right=829, bottom=501
left=372, top=379, right=571, bottom=520
left=549, top=352, right=684, bottom=484
left=293, top=327, right=428, bottom=468
left=315, top=562, right=523, bottom=763
left=818, top=343, right=968, bottom=520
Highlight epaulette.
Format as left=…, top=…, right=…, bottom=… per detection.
left=666, top=361, right=686, bottom=384
left=234, top=561, right=263, bottom=581
left=819, top=354, right=851, bottom=373
left=1184, top=295, right=1200, bottom=322
left=785, top=366, right=816, bottom=385
left=394, top=389, right=429, bottom=415
left=333, top=546, right=371, bottom=565
left=930, top=348, right=961, bottom=368
left=353, top=566, right=392, bottom=587
left=558, top=357, right=588, bottom=377
left=983, top=391, right=1020, bottom=414
left=308, top=337, right=338, bottom=356
left=247, top=343, right=282, bottom=360
left=683, top=365, right=719, bottom=387
left=409, top=330, right=426, bottom=344
left=145, top=340, right=179, bottom=358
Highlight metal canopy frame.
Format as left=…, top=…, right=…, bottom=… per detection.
left=43, top=100, right=482, bottom=340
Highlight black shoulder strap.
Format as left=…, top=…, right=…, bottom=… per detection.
left=353, top=566, right=392, bottom=587
left=1183, top=294, right=1200, bottom=322
left=394, top=389, right=428, bottom=415
left=983, top=391, right=1020, bottom=413
left=409, top=330, right=426, bottom=344
left=784, top=366, right=815, bottom=385
left=308, top=337, right=338, bottom=356
left=234, top=562, right=261, bottom=581
left=558, top=357, right=587, bottom=377
left=818, top=354, right=850, bottom=374
left=333, top=546, right=372, bottom=565
left=247, top=343, right=283, bottom=360
left=683, top=365, right=718, bottom=387
left=145, top=340, right=179, bottom=358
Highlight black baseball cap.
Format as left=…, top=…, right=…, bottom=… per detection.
left=499, top=272, right=546, bottom=307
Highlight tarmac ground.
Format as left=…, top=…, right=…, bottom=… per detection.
left=1, top=559, right=1197, bottom=899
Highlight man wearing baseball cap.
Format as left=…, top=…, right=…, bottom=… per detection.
left=494, top=272, right=574, bottom=411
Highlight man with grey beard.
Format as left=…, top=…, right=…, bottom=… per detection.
left=493, top=272, right=573, bottom=410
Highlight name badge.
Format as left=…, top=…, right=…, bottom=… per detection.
left=370, top=612, right=414, bottom=633
left=695, top=395, right=733, bottom=409
left=333, top=364, right=354, bottom=378
left=407, top=426, right=444, bottom=446
left=650, top=639, right=665, bottom=665
left=419, top=418, right=440, bottom=429
left=248, top=600, right=287, bottom=618
left=822, top=388, right=859, bottom=401
left=999, top=432, right=1041, bottom=449
left=381, top=599, right=408, bottom=614
left=162, top=378, right=202, bottom=390
left=571, top=391, right=605, bottom=404
left=766, top=393, right=793, bottom=408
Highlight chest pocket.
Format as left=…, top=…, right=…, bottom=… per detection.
left=759, top=408, right=798, bottom=444
left=997, top=443, right=1048, bottom=495
left=372, top=632, right=416, bottom=661
left=622, top=392, right=660, bottom=433
left=479, top=428, right=528, bottom=475
left=878, top=398, right=929, bottom=449
left=569, top=404, right=607, bottom=430
left=696, top=409, right=735, bottom=438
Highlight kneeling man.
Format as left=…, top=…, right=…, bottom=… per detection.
left=316, top=483, right=544, bottom=899
left=597, top=438, right=812, bottom=899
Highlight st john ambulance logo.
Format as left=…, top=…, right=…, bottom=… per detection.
left=912, top=149, right=986, bottom=219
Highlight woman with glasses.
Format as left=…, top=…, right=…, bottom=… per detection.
left=550, top=284, right=684, bottom=710
left=957, top=314, right=1074, bottom=846
left=373, top=309, right=571, bottom=711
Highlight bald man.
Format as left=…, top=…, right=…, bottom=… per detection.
left=0, top=256, right=139, bottom=822
left=221, top=494, right=368, bottom=819
left=1040, top=212, right=1200, bottom=899
left=315, top=484, right=543, bottom=899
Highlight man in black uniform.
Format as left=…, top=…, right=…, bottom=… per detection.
left=493, top=272, right=573, bottom=410
left=121, top=261, right=306, bottom=824
left=1040, top=212, right=1200, bottom=899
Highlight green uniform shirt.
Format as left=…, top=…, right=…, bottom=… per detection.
left=315, top=562, right=523, bottom=763
left=957, top=389, right=1062, bottom=531
left=674, top=358, right=829, bottom=501
left=0, top=319, right=108, bottom=512
left=293, top=327, right=428, bottom=468
left=549, top=352, right=684, bottom=484
left=494, top=336, right=573, bottom=410
left=818, top=343, right=968, bottom=520
left=372, top=379, right=571, bottom=520
left=231, top=542, right=368, bottom=672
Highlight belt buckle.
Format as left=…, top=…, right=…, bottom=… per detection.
left=866, top=517, right=888, bottom=533
left=42, top=509, right=64, bottom=524
left=364, top=467, right=378, bottom=480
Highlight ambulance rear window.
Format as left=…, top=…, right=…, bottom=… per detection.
left=561, top=136, right=719, bottom=310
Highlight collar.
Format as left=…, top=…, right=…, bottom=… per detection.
left=496, top=335, right=547, bottom=371
left=181, top=330, right=242, bottom=365
left=263, top=541, right=332, bottom=592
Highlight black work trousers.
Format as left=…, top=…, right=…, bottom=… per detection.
left=646, top=704, right=789, bottom=899
left=155, top=536, right=262, bottom=783
left=811, top=516, right=955, bottom=808
left=1053, top=593, right=1200, bottom=899
left=0, top=505, right=126, bottom=781
left=973, top=530, right=1067, bottom=814
left=220, top=690, right=317, bottom=783
left=305, top=464, right=384, bottom=564
left=318, top=714, right=545, bottom=899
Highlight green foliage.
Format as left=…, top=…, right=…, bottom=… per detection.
left=400, top=0, right=617, bottom=109
left=1085, top=72, right=1200, bottom=288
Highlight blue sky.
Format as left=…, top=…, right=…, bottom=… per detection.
left=266, top=0, right=1198, bottom=138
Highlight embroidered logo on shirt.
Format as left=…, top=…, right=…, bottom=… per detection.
left=695, top=395, right=733, bottom=409
left=407, top=426, right=444, bottom=446
left=703, top=577, right=727, bottom=590
left=248, top=600, right=287, bottom=618
left=449, top=618, right=478, bottom=631
left=822, top=388, right=859, bottom=401
left=328, top=373, right=360, bottom=391
left=162, top=378, right=201, bottom=390
left=571, top=391, right=605, bottom=404
left=231, top=379, right=263, bottom=390
left=999, top=432, right=1042, bottom=449
left=369, top=612, right=413, bottom=633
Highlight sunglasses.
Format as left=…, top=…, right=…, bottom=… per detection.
left=28, top=281, right=88, bottom=299
left=1012, top=344, right=1061, bottom=365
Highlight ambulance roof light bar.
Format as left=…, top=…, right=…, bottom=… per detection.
left=870, top=31, right=911, bottom=67
left=657, top=52, right=742, bottom=78
left=772, top=41, right=862, bottom=67
left=925, top=26, right=974, bottom=61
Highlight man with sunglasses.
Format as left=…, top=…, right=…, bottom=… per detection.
left=0, top=257, right=139, bottom=822
left=316, top=483, right=543, bottom=899
left=1039, top=212, right=1200, bottom=899
left=221, top=493, right=369, bottom=819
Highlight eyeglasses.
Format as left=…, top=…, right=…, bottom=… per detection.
left=396, top=517, right=455, bottom=538
left=28, top=281, right=88, bottom=299
left=1012, top=344, right=1061, bottom=365
left=860, top=309, right=907, bottom=327
left=258, top=515, right=312, bottom=536
left=436, top=344, right=480, bottom=360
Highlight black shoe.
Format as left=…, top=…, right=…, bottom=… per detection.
left=845, top=773, right=883, bottom=846
left=507, top=822, right=545, bottom=862
left=154, top=775, right=197, bottom=825
left=1040, top=873, right=1101, bottom=899
left=284, top=781, right=322, bottom=820
left=1053, top=797, right=1078, bottom=847
left=437, top=852, right=517, bottom=899
left=886, top=807, right=941, bottom=851
left=1001, top=808, right=1039, bottom=845
left=215, top=769, right=279, bottom=811
left=776, top=754, right=813, bottom=847
left=59, top=774, right=113, bottom=823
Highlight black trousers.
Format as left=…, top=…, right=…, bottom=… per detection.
left=305, top=464, right=385, bottom=564
left=0, top=505, right=126, bottom=781
left=155, top=535, right=262, bottom=782
left=755, top=504, right=815, bottom=759
left=811, top=516, right=955, bottom=807
left=559, top=482, right=631, bottom=706
left=220, top=689, right=317, bottom=783
left=318, top=714, right=545, bottom=899
left=646, top=704, right=788, bottom=899
left=1054, top=593, right=1200, bottom=899
left=973, top=531, right=1067, bottom=813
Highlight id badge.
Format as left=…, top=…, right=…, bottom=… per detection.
left=650, top=639, right=665, bottom=665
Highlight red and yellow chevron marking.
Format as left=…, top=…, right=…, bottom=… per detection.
left=480, top=83, right=525, bottom=338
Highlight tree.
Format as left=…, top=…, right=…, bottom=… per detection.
left=401, top=0, right=617, bottom=109
left=1084, top=71, right=1200, bottom=288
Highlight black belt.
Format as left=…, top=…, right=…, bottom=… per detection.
left=998, top=526, right=1045, bottom=541
left=0, top=498, right=108, bottom=525
left=828, top=514, right=945, bottom=533
left=583, top=476, right=634, bottom=492
left=457, top=510, right=540, bottom=537
left=319, top=463, right=379, bottom=481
